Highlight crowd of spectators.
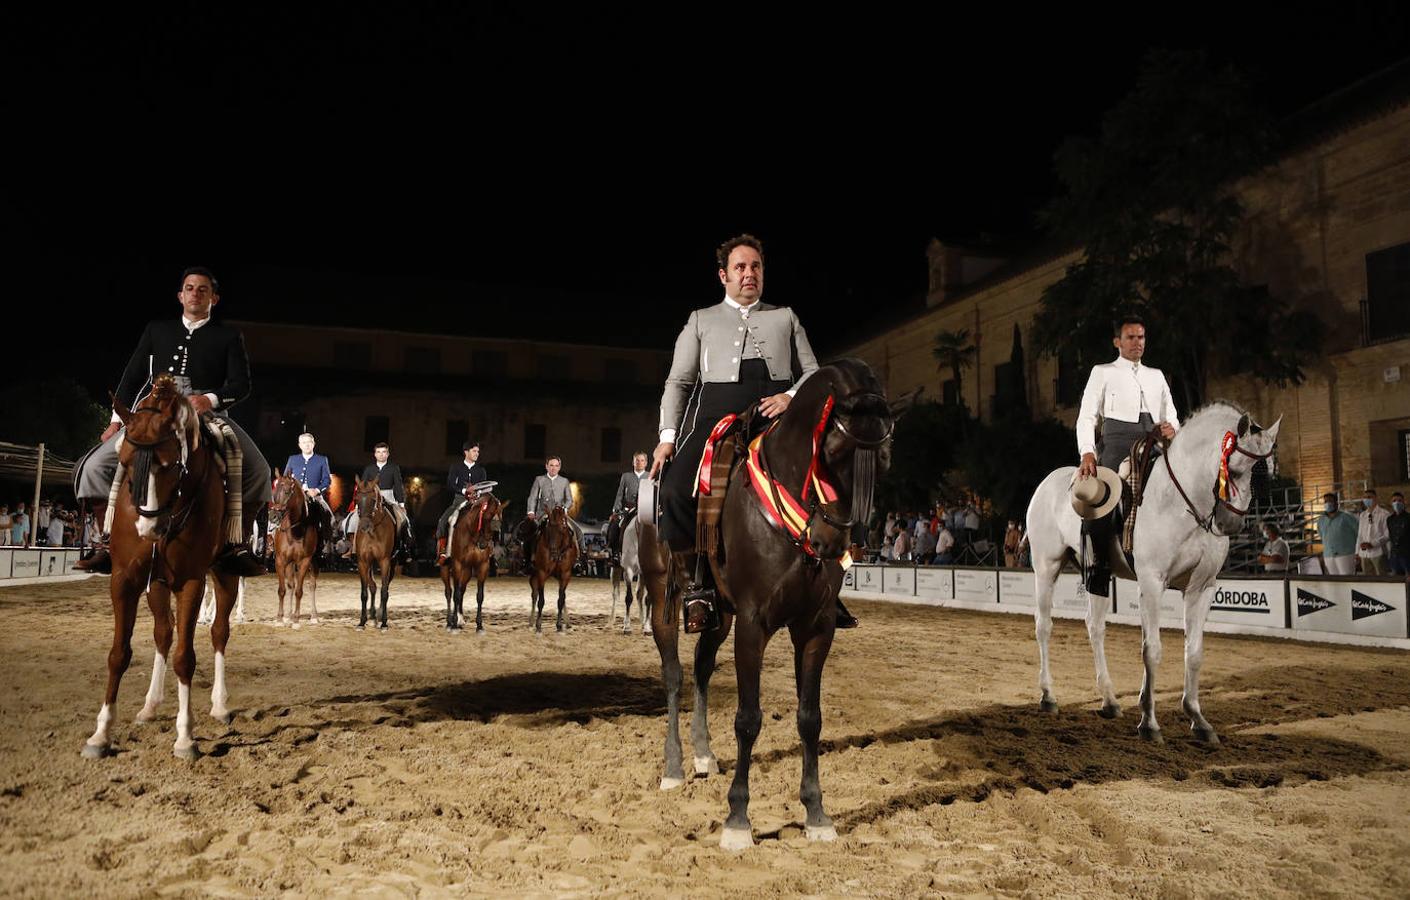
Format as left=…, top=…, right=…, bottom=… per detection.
left=0, top=497, right=89, bottom=548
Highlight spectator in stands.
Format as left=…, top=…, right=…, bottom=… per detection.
left=914, top=519, right=937, bottom=564
left=912, top=514, right=929, bottom=548
left=934, top=522, right=955, bottom=565
left=1003, top=520, right=1022, bottom=567
left=1317, top=492, right=1359, bottom=576
left=963, top=505, right=981, bottom=546
left=1387, top=492, right=1409, bottom=577
left=1017, top=526, right=1031, bottom=568
left=46, top=506, right=66, bottom=548
left=35, top=500, right=51, bottom=545
left=10, top=503, right=29, bottom=548
left=891, top=520, right=912, bottom=562
left=0, top=505, right=9, bottom=546
left=1357, top=488, right=1391, bottom=576
left=1257, top=521, right=1291, bottom=572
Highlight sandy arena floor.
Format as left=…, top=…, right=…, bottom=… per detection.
left=1, top=571, right=1408, bottom=897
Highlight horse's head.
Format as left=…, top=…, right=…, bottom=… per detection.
left=806, top=358, right=894, bottom=527
left=354, top=476, right=383, bottom=529
left=1174, top=403, right=1282, bottom=536
left=114, top=374, right=202, bottom=540
left=268, top=470, right=305, bottom=529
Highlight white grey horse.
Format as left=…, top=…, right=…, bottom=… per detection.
left=1026, top=401, right=1279, bottom=744
left=198, top=575, right=246, bottom=626
left=609, top=514, right=650, bottom=634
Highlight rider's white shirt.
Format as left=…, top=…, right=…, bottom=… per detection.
left=1076, top=355, right=1180, bottom=458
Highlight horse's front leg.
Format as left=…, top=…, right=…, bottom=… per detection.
left=722, top=617, right=769, bottom=850
left=690, top=610, right=734, bottom=777
left=170, top=578, right=205, bottom=759
left=305, top=560, right=320, bottom=626
left=83, top=573, right=144, bottom=758
left=1136, top=572, right=1166, bottom=743
left=1033, top=554, right=1060, bottom=713
left=1083, top=571, right=1120, bottom=718
left=358, top=558, right=370, bottom=629
left=790, top=619, right=836, bottom=841
left=208, top=573, right=239, bottom=724
left=135, top=583, right=173, bottom=723
left=378, top=559, right=391, bottom=630
left=533, top=576, right=546, bottom=633
left=1181, top=581, right=1220, bottom=744
left=450, top=577, right=464, bottom=633
left=275, top=555, right=290, bottom=625
left=475, top=566, right=487, bottom=633
left=555, top=573, right=568, bottom=633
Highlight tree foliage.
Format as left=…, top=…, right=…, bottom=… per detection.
left=0, top=379, right=109, bottom=460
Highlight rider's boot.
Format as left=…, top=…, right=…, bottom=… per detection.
left=75, top=536, right=113, bottom=574
left=683, top=554, right=721, bottom=634
left=215, top=544, right=266, bottom=577
left=436, top=536, right=449, bottom=566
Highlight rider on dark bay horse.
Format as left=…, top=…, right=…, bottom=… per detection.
left=437, top=440, right=488, bottom=565
left=342, top=441, right=413, bottom=560
left=74, top=267, right=267, bottom=576
left=521, top=455, right=583, bottom=572
left=650, top=234, right=857, bottom=633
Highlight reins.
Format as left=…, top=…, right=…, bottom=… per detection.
left=1162, top=428, right=1274, bottom=536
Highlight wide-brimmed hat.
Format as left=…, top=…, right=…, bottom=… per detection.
left=1070, top=467, right=1123, bottom=519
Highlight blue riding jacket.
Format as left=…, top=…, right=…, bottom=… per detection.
left=284, top=453, right=332, bottom=493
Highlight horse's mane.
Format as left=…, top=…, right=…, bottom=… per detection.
left=1170, top=399, right=1248, bottom=454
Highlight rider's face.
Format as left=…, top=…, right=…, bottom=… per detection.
left=719, top=245, right=764, bottom=305
left=298, top=435, right=315, bottom=455
left=546, top=459, right=561, bottom=477
left=1114, top=324, right=1146, bottom=362
left=177, top=274, right=219, bottom=320
left=464, top=446, right=480, bottom=463
left=633, top=454, right=647, bottom=473
left=374, top=447, right=390, bottom=463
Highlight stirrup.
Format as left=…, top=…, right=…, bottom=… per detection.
left=683, top=585, right=718, bottom=634
left=215, top=545, right=265, bottom=577
left=835, top=598, right=859, bottom=629
left=75, top=545, right=112, bottom=574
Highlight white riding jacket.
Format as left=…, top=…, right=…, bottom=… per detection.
left=1076, top=356, right=1180, bottom=458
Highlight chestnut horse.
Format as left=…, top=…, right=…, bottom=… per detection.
left=352, top=476, right=398, bottom=630
left=269, top=470, right=326, bottom=627
left=639, top=359, right=892, bottom=849
left=82, top=374, right=243, bottom=760
left=529, top=505, right=578, bottom=633
left=441, top=492, right=504, bottom=633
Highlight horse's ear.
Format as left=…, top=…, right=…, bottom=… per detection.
left=1263, top=415, right=1282, bottom=447
left=1236, top=413, right=1251, bottom=437
left=274, top=467, right=282, bottom=480
left=110, top=391, right=133, bottom=426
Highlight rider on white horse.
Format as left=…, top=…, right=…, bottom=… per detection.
left=1074, top=314, right=1180, bottom=597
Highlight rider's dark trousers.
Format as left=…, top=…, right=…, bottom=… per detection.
left=1082, top=413, right=1153, bottom=597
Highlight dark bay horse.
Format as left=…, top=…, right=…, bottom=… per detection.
left=441, top=492, right=504, bottom=633
left=269, top=470, right=326, bottom=627
left=352, top=476, right=398, bottom=630
left=530, top=506, right=578, bottom=633
left=82, top=373, right=243, bottom=760
left=639, top=359, right=892, bottom=849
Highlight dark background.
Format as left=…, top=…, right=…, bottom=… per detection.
left=8, top=3, right=1410, bottom=401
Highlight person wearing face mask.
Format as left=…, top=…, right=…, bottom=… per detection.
left=1256, top=521, right=1291, bottom=572
left=1387, top=492, right=1409, bottom=577
left=1357, top=489, right=1391, bottom=575
left=1316, top=493, right=1359, bottom=576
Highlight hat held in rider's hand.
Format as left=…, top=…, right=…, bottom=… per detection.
left=1070, top=467, right=1123, bottom=519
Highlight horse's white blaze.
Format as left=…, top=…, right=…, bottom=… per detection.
left=135, top=474, right=161, bottom=538
left=86, top=703, right=114, bottom=749
left=139, top=652, right=167, bottom=718
left=210, top=652, right=228, bottom=720
left=174, top=682, right=194, bottom=755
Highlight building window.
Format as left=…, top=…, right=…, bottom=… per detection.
left=1365, top=242, right=1410, bottom=344
left=364, top=416, right=390, bottom=452
left=601, top=427, right=622, bottom=463
left=446, top=419, right=469, bottom=456
left=405, top=346, right=441, bottom=374
left=524, top=423, right=546, bottom=460
left=605, top=358, right=636, bottom=384
left=473, top=350, right=508, bottom=377
left=333, top=341, right=372, bottom=369
left=538, top=354, right=570, bottom=380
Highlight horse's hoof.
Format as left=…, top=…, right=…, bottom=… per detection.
left=805, top=824, right=838, bottom=842
left=1137, top=725, right=1164, bottom=744
left=235, top=615, right=247, bottom=624
left=1099, top=703, right=1122, bottom=719
left=173, top=744, right=199, bottom=761
left=1039, top=698, right=1059, bottom=714
left=308, top=618, right=320, bottom=626
left=693, top=755, right=718, bottom=776
left=80, top=742, right=109, bottom=760
left=356, top=624, right=365, bottom=630
left=720, top=827, right=754, bottom=851
left=378, top=624, right=388, bottom=632
left=211, top=709, right=232, bottom=725
left=448, top=627, right=461, bottom=635
left=1193, top=726, right=1221, bottom=746
left=134, top=706, right=158, bottom=724
left=475, top=628, right=485, bottom=636
left=291, top=623, right=300, bottom=631
left=273, top=620, right=287, bottom=628
left=659, top=775, right=685, bottom=791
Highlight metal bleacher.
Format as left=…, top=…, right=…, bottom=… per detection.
left=1224, top=479, right=1369, bottom=573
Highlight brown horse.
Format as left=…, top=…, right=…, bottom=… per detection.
left=352, top=476, right=398, bottom=630
left=82, top=373, right=244, bottom=760
left=269, top=470, right=326, bottom=627
left=639, top=359, right=892, bottom=849
left=441, top=492, right=504, bottom=633
left=529, top=506, right=578, bottom=633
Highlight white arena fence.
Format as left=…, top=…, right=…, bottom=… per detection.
left=0, top=548, right=89, bottom=585
left=842, top=564, right=1410, bottom=651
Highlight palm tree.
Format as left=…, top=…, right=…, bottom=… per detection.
left=931, top=328, right=976, bottom=409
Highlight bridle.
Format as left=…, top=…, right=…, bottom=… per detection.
left=466, top=495, right=499, bottom=551
left=356, top=483, right=388, bottom=533
left=123, top=403, right=205, bottom=540
left=268, top=476, right=308, bottom=532
left=1163, top=427, right=1274, bottom=536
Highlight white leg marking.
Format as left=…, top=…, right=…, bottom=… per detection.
left=235, top=577, right=246, bottom=624
left=693, top=755, right=719, bottom=776
left=210, top=651, right=229, bottom=723
left=805, top=824, right=838, bottom=842
left=136, top=652, right=167, bottom=722
left=83, top=703, right=114, bottom=757
left=659, top=776, right=685, bottom=791
left=308, top=576, right=319, bottom=625
left=720, top=827, right=754, bottom=851
left=174, top=682, right=196, bottom=759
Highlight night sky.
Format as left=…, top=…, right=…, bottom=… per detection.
left=10, top=3, right=1410, bottom=402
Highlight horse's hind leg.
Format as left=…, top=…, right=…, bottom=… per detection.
left=1136, top=572, right=1165, bottom=743
left=647, top=560, right=685, bottom=790
left=610, top=566, right=621, bottom=630
left=1181, top=582, right=1219, bottom=745
left=208, top=573, right=239, bottom=724
left=136, top=584, right=174, bottom=723
left=789, top=620, right=836, bottom=842
left=197, top=576, right=215, bottom=626
left=690, top=611, right=734, bottom=777
left=722, top=617, right=769, bottom=850
left=84, top=578, right=143, bottom=758
left=234, top=577, right=246, bottom=624
left=170, top=578, right=205, bottom=759
left=1033, top=554, right=1060, bottom=712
